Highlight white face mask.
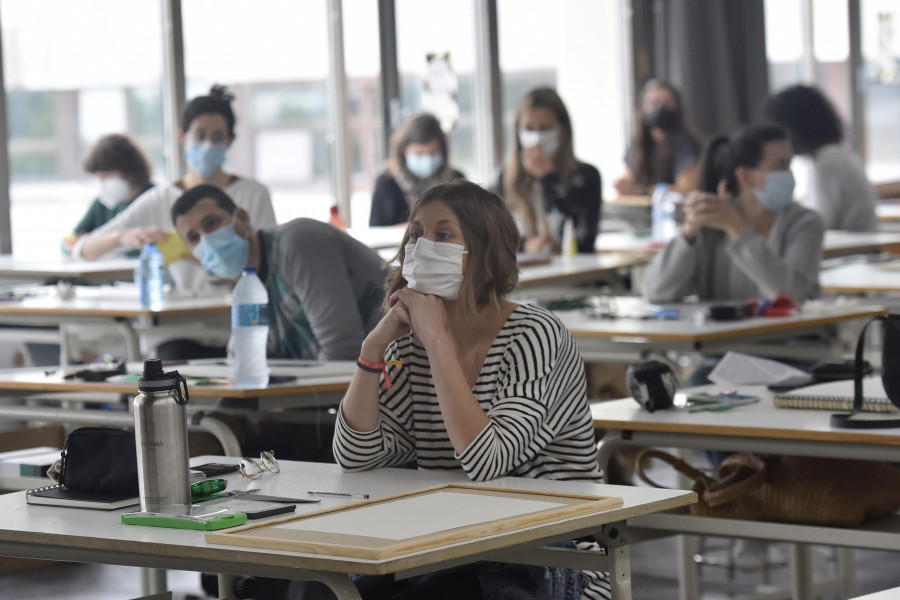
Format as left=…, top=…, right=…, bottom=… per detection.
left=519, top=129, right=560, bottom=157
left=401, top=237, right=467, bottom=300
left=98, top=176, right=132, bottom=209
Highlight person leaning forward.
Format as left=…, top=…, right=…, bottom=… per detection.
left=172, top=184, right=388, bottom=361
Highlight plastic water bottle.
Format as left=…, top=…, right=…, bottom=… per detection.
left=651, top=183, right=678, bottom=241
left=231, top=267, right=269, bottom=387
left=137, top=243, right=165, bottom=311
left=561, top=217, right=577, bottom=259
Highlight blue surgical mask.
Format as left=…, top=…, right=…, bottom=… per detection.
left=185, top=141, right=227, bottom=177
left=193, top=224, right=249, bottom=278
left=755, top=170, right=795, bottom=212
left=405, top=152, right=444, bottom=179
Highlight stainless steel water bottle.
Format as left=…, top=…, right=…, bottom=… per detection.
left=133, top=359, right=191, bottom=513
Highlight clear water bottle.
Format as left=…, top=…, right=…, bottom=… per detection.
left=232, top=267, right=269, bottom=387
left=137, top=243, right=165, bottom=310
left=651, top=183, right=678, bottom=241
left=133, top=359, right=191, bottom=514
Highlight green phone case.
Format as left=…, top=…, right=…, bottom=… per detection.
left=121, top=511, right=247, bottom=530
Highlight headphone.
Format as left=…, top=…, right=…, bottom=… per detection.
left=626, top=360, right=678, bottom=412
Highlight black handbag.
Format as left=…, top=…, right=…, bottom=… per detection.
left=832, top=314, right=900, bottom=429
left=58, top=427, right=140, bottom=495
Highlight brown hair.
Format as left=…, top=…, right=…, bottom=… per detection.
left=502, top=87, right=578, bottom=237
left=388, top=112, right=451, bottom=179
left=385, top=180, right=519, bottom=314
left=627, top=79, right=692, bottom=187
left=83, top=133, right=152, bottom=188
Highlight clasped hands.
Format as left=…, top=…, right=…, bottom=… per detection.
left=681, top=180, right=747, bottom=242
left=364, top=288, right=448, bottom=357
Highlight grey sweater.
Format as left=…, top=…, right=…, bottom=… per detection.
left=643, top=202, right=824, bottom=302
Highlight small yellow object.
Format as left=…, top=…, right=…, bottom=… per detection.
left=156, top=230, right=191, bottom=265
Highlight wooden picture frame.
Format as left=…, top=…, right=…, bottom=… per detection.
left=206, top=483, right=622, bottom=560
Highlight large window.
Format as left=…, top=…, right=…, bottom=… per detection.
left=1, top=0, right=165, bottom=259
left=497, top=0, right=629, bottom=200
left=182, top=0, right=334, bottom=224
left=862, top=0, right=900, bottom=182
left=395, top=0, right=477, bottom=182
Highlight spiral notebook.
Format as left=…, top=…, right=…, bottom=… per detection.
left=773, top=377, right=899, bottom=413
left=25, top=483, right=140, bottom=510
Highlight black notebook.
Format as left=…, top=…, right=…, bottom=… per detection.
left=26, top=484, right=140, bottom=510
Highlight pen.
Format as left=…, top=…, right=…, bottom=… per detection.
left=307, top=490, right=370, bottom=499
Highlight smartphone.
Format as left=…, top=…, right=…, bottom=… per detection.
left=193, top=463, right=240, bottom=477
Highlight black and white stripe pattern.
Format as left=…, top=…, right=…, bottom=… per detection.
left=334, top=303, right=609, bottom=599
left=334, top=303, right=601, bottom=482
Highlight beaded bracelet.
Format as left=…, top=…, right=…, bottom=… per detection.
left=357, top=357, right=403, bottom=390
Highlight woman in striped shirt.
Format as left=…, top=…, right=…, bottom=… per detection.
left=333, top=180, right=609, bottom=600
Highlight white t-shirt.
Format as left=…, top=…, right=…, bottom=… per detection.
left=73, top=177, right=277, bottom=291
left=806, top=144, right=878, bottom=232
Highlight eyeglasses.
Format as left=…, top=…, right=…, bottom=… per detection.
left=238, top=450, right=280, bottom=479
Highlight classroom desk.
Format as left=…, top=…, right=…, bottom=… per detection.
left=517, top=254, right=648, bottom=289
left=0, top=255, right=138, bottom=285
left=876, top=202, right=900, bottom=223
left=0, top=284, right=231, bottom=364
left=556, top=298, right=885, bottom=360
left=595, top=230, right=900, bottom=259
left=0, top=361, right=357, bottom=456
left=346, top=225, right=406, bottom=250
left=0, top=457, right=695, bottom=600
left=591, top=386, right=900, bottom=600
left=820, top=259, right=900, bottom=295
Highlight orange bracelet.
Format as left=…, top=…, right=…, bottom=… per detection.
left=357, top=357, right=403, bottom=390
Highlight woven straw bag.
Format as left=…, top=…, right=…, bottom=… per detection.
left=635, top=448, right=900, bottom=527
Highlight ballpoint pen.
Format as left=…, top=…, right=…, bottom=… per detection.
left=307, top=490, right=370, bottom=499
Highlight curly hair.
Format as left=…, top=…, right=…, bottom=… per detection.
left=82, top=134, right=152, bottom=188
left=763, top=85, right=842, bottom=154
left=180, top=84, right=237, bottom=137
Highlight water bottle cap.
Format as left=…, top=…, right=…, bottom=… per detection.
left=242, top=267, right=257, bottom=275
left=138, top=359, right=188, bottom=405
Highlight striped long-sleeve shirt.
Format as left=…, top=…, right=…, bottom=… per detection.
left=333, top=302, right=601, bottom=482
left=333, top=303, right=610, bottom=599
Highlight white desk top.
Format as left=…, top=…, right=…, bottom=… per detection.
left=0, top=256, right=138, bottom=283
left=592, top=385, right=900, bottom=447
left=346, top=226, right=406, bottom=250
left=0, top=284, right=230, bottom=318
left=820, top=260, right=900, bottom=294
left=595, top=230, right=900, bottom=259
left=557, top=298, right=885, bottom=348
left=0, top=458, right=694, bottom=577
left=517, top=254, right=647, bottom=288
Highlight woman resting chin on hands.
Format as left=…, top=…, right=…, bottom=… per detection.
left=334, top=180, right=610, bottom=600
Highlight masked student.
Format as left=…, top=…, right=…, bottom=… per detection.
left=334, top=180, right=610, bottom=600
left=764, top=84, right=878, bottom=232
left=369, top=112, right=465, bottom=227
left=72, top=85, right=276, bottom=292
left=642, top=123, right=824, bottom=304
left=172, top=184, right=387, bottom=361
left=494, top=87, right=601, bottom=254
left=64, top=134, right=155, bottom=256
left=614, top=79, right=702, bottom=196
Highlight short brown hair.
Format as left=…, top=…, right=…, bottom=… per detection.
left=83, top=134, right=152, bottom=188
left=385, top=180, right=520, bottom=313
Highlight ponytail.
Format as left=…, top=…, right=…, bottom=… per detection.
left=696, top=124, right=789, bottom=195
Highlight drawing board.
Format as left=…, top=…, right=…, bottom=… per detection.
left=206, top=483, right=623, bottom=559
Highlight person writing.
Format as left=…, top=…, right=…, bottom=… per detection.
left=172, top=184, right=387, bottom=361
left=614, top=79, right=701, bottom=196
left=64, top=133, right=155, bottom=256
left=643, top=124, right=824, bottom=303
left=73, top=85, right=276, bottom=291
left=494, top=87, right=601, bottom=254
left=764, top=84, right=878, bottom=232
left=334, top=180, right=608, bottom=599
left=369, top=112, right=464, bottom=226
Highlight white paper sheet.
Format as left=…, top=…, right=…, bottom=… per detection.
left=274, top=490, right=566, bottom=541
left=708, top=351, right=809, bottom=386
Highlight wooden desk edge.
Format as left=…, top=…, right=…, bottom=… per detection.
left=592, top=418, right=900, bottom=447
